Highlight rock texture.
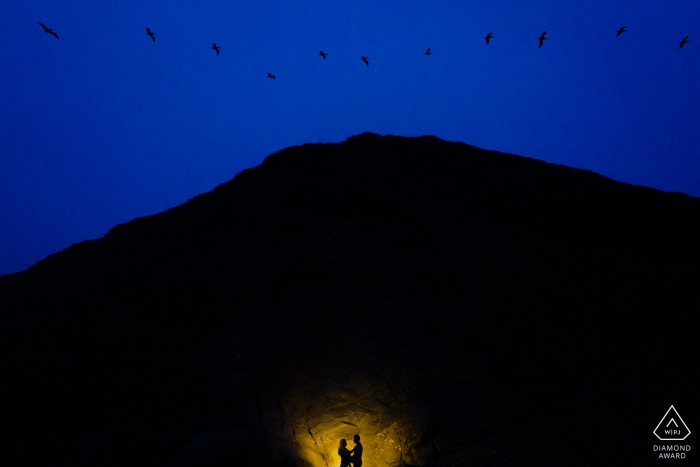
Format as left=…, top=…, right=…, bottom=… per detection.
left=1, top=132, right=699, bottom=466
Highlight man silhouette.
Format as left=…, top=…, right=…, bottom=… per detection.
left=349, top=434, right=363, bottom=467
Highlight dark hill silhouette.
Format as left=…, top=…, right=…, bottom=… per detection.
left=1, top=133, right=699, bottom=466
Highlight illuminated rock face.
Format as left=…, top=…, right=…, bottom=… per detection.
left=277, top=371, right=425, bottom=467
left=2, top=133, right=700, bottom=465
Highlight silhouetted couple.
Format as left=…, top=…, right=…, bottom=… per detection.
left=338, top=434, right=363, bottom=467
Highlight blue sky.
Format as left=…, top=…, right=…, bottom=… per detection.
left=1, top=0, right=698, bottom=276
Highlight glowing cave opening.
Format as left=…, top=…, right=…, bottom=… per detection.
left=296, top=420, right=406, bottom=467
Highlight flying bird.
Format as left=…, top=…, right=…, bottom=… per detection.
left=679, top=36, right=690, bottom=49
left=319, top=50, right=327, bottom=59
left=37, top=22, right=58, bottom=39
left=145, top=28, right=156, bottom=42
left=212, top=43, right=220, bottom=55
left=361, top=56, right=369, bottom=67
left=616, top=26, right=627, bottom=37
left=425, top=48, right=432, bottom=55
left=484, top=32, right=493, bottom=44
left=538, top=31, right=548, bottom=48
left=267, top=72, right=276, bottom=79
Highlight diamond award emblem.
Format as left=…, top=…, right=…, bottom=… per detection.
left=654, top=405, right=691, bottom=441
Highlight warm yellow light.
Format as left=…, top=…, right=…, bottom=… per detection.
left=293, top=408, right=409, bottom=467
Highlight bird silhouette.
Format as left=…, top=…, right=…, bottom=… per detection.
left=319, top=50, right=327, bottom=59
left=679, top=35, right=690, bottom=49
left=145, top=28, right=156, bottom=42
left=484, top=32, right=493, bottom=44
left=538, top=31, right=548, bottom=48
left=212, top=43, right=220, bottom=55
left=425, top=48, right=432, bottom=55
left=37, top=22, right=58, bottom=39
left=267, top=72, right=276, bottom=79
left=616, top=26, right=627, bottom=37
left=361, top=56, right=369, bottom=67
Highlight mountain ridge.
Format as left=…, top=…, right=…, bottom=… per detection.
left=1, top=132, right=699, bottom=466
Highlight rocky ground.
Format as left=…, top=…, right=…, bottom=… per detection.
left=1, top=132, right=699, bottom=466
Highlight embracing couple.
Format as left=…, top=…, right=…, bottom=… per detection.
left=338, top=434, right=363, bottom=467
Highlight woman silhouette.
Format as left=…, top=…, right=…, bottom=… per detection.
left=338, top=438, right=352, bottom=467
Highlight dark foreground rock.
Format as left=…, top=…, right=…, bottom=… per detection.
left=1, top=132, right=699, bottom=466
